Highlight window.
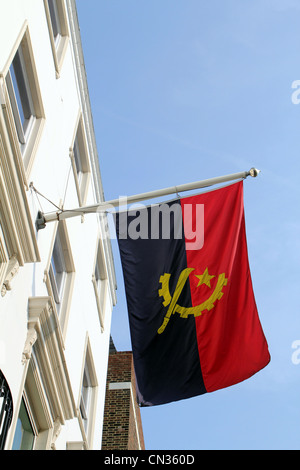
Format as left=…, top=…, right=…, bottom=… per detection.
left=48, top=0, right=62, bottom=43
left=49, top=229, right=67, bottom=312
left=1, top=24, right=45, bottom=175
left=25, top=298, right=77, bottom=450
left=92, top=240, right=108, bottom=332
left=46, top=222, right=75, bottom=336
left=79, top=339, right=97, bottom=445
left=12, top=398, right=36, bottom=451
left=80, top=366, right=91, bottom=433
left=6, top=47, right=35, bottom=146
left=70, top=116, right=90, bottom=206
left=44, top=0, right=69, bottom=77
left=73, top=137, right=83, bottom=182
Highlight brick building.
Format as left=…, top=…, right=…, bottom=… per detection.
left=102, top=339, right=145, bottom=450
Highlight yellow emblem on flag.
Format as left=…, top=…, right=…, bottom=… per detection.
left=157, top=268, right=228, bottom=334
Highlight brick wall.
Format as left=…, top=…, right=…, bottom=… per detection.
left=101, top=339, right=145, bottom=450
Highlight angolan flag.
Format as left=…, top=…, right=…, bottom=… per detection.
left=114, top=181, right=270, bottom=406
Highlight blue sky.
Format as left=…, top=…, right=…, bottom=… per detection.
left=77, top=1, right=300, bottom=450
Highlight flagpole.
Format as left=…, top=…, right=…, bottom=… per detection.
left=36, top=168, right=260, bottom=230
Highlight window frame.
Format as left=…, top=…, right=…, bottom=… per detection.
left=92, top=239, right=108, bottom=332
left=12, top=395, right=37, bottom=451
left=70, top=114, right=91, bottom=206
left=44, top=0, right=69, bottom=78
left=49, top=228, right=67, bottom=309
left=48, top=0, right=62, bottom=41
left=78, top=338, right=98, bottom=447
left=45, top=221, right=75, bottom=338
left=80, top=365, right=91, bottom=428
left=0, top=22, right=45, bottom=178
left=6, top=44, right=36, bottom=146
left=18, top=297, right=78, bottom=450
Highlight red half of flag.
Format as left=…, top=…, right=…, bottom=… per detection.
left=182, top=181, right=270, bottom=393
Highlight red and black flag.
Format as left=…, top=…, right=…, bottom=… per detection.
left=114, top=181, right=270, bottom=406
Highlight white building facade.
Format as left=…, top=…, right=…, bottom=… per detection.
left=0, top=0, right=117, bottom=450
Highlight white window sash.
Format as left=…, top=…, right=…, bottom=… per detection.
left=48, top=0, right=62, bottom=42
left=5, top=46, right=36, bottom=147
left=5, top=70, right=26, bottom=145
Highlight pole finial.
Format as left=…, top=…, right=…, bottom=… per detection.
left=249, top=168, right=260, bottom=177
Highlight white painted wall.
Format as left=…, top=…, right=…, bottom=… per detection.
left=0, top=0, right=116, bottom=450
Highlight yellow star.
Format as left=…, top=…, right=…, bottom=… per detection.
left=195, top=268, right=215, bottom=288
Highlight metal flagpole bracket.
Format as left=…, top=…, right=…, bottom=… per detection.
left=35, top=167, right=260, bottom=231
left=35, top=211, right=48, bottom=231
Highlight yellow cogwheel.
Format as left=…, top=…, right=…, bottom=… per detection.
left=158, top=273, right=172, bottom=307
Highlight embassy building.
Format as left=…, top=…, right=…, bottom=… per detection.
left=0, top=0, right=121, bottom=450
